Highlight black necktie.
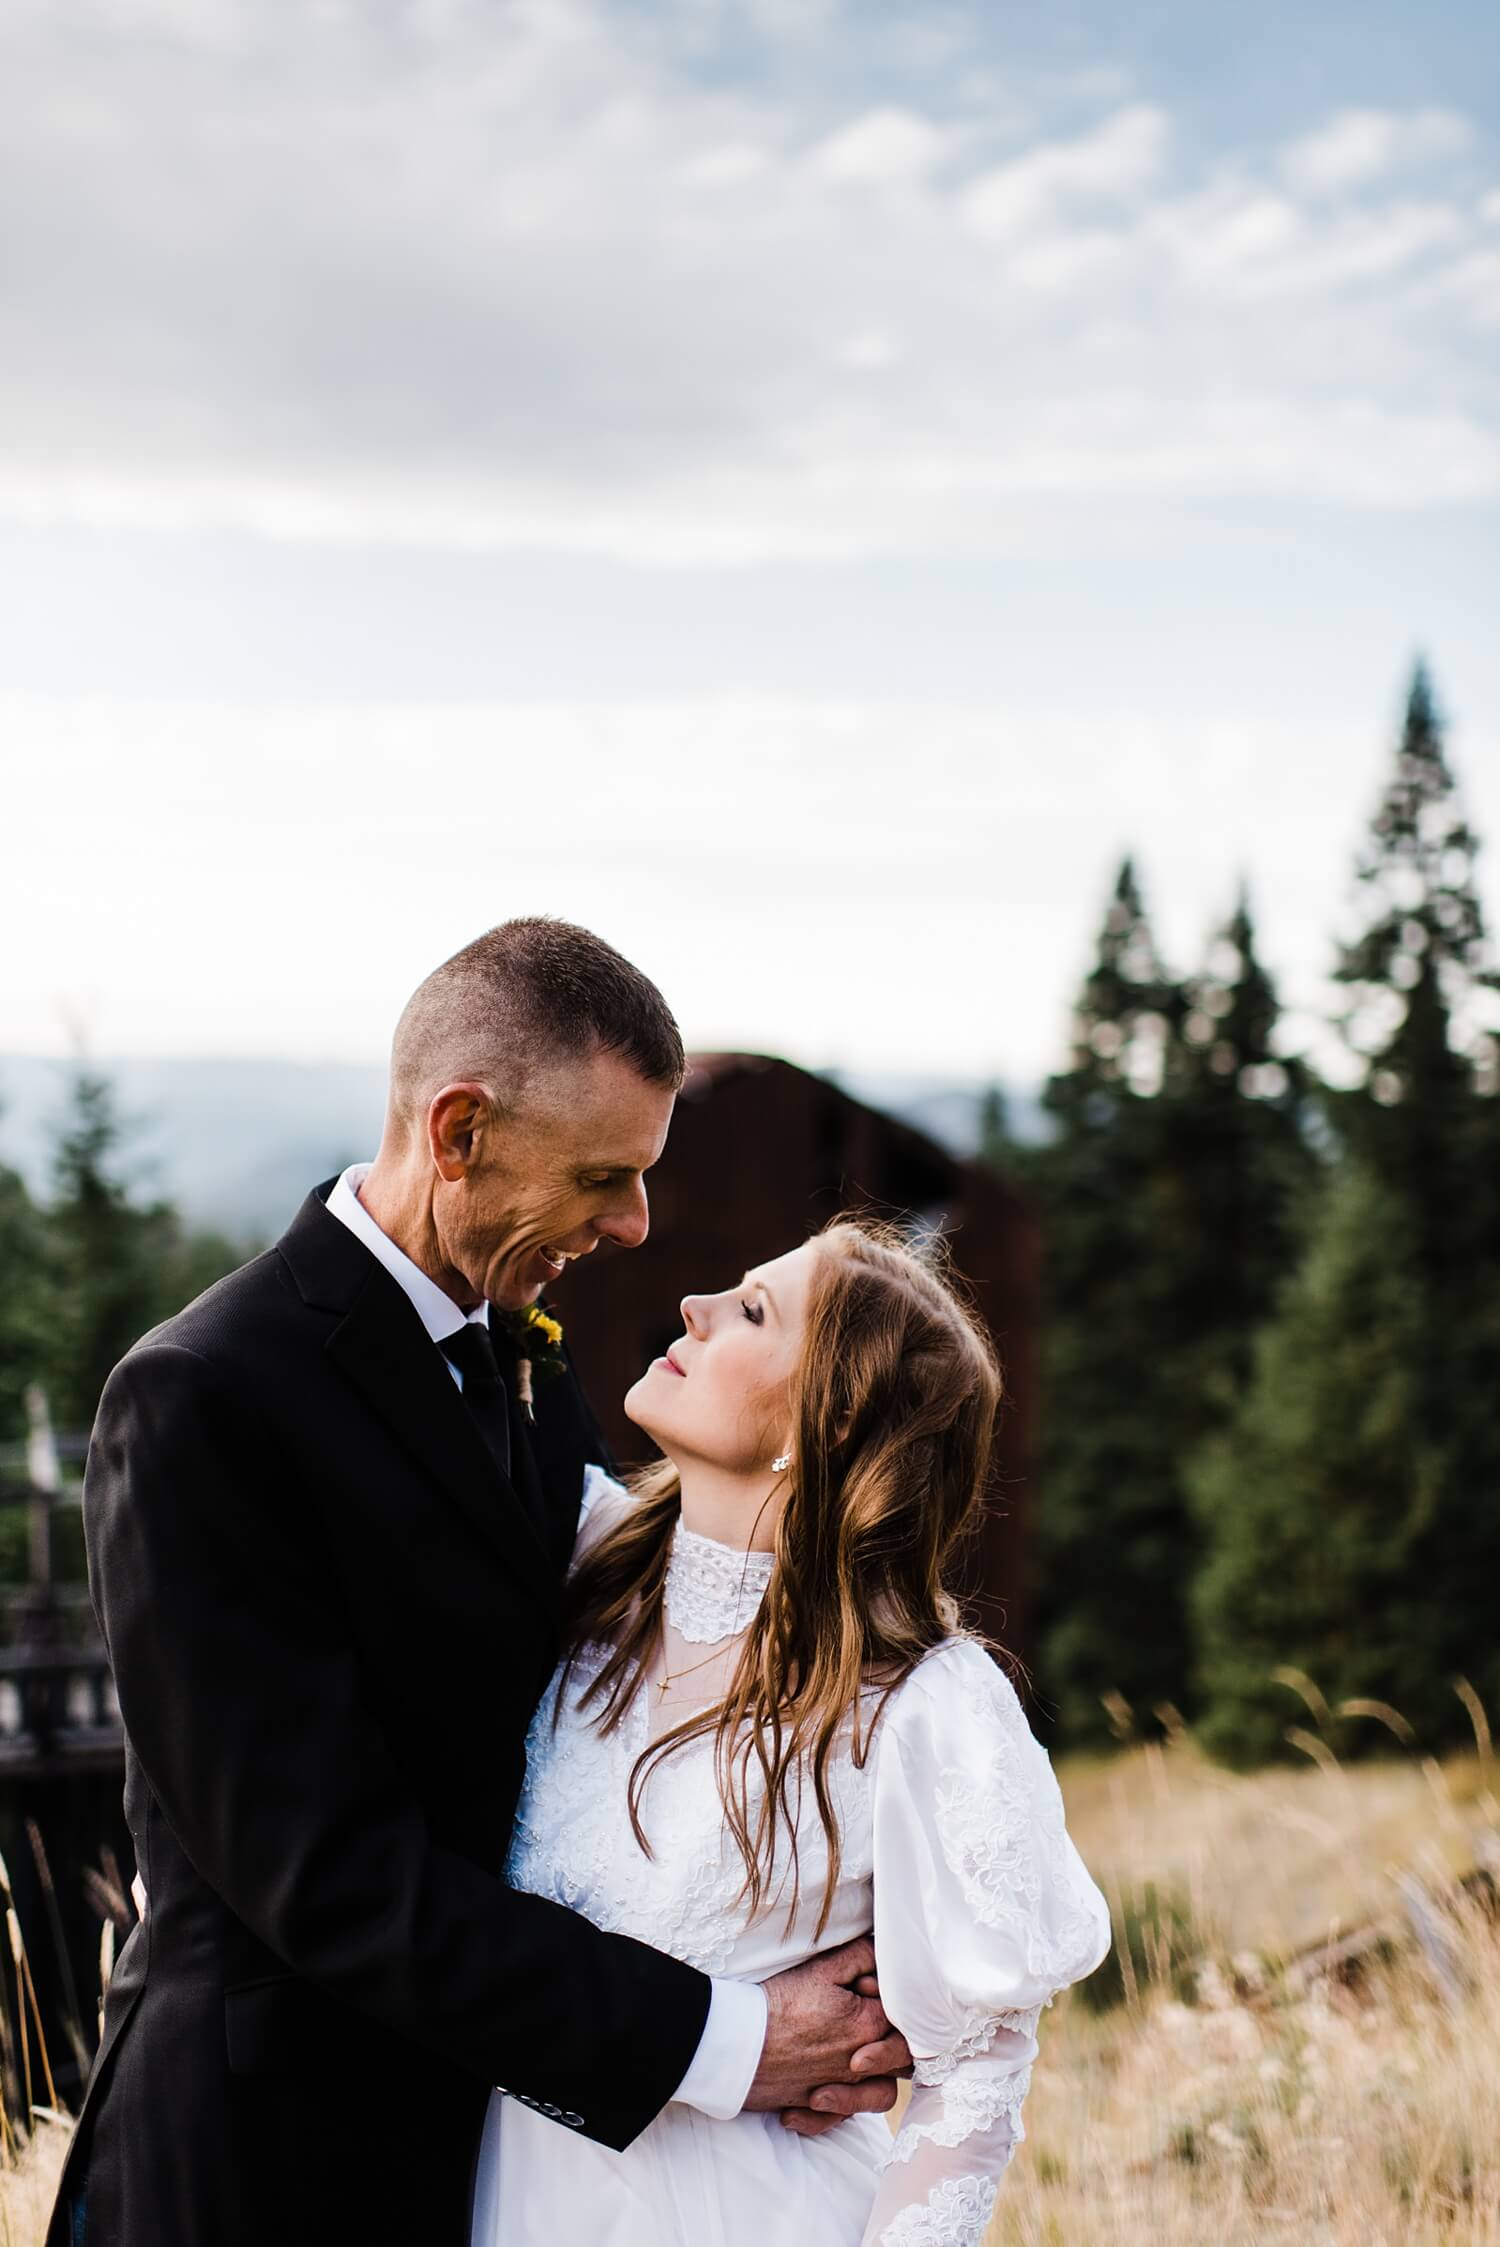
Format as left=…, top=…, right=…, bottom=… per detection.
left=441, top=1323, right=512, bottom=1483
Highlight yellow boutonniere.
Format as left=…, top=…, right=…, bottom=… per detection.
left=500, top=1305, right=567, bottom=1422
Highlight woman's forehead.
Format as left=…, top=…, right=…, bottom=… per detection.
left=747, top=1239, right=819, bottom=1299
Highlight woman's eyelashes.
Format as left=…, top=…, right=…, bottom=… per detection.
left=740, top=1297, right=765, bottom=1327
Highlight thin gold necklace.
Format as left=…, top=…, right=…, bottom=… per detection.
left=653, top=1642, right=730, bottom=1701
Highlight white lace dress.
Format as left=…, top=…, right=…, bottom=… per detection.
left=469, top=1469, right=1111, bottom=2247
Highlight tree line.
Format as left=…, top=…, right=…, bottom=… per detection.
left=987, top=663, right=1500, bottom=1765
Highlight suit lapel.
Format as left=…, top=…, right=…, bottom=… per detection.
left=501, top=1360, right=563, bottom=1561
left=326, top=1286, right=558, bottom=1582
left=278, top=1188, right=558, bottom=1590
left=526, top=1350, right=604, bottom=1563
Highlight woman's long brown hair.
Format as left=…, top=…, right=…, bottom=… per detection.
left=559, top=1216, right=1004, bottom=1937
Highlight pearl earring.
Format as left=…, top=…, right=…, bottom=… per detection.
left=772, top=1453, right=792, bottom=1473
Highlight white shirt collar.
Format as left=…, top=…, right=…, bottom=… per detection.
left=325, top=1164, right=489, bottom=1346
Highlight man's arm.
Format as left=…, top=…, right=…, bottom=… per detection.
left=88, top=1341, right=709, bottom=2151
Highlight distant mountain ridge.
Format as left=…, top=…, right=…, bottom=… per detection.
left=0, top=1054, right=1043, bottom=1239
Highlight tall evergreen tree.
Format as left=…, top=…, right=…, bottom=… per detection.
left=44, top=1071, right=240, bottom=1430
left=1045, top=857, right=1178, bottom=1127
left=1195, top=665, right=1500, bottom=1758
left=1027, top=860, right=1191, bottom=1742
left=1335, top=663, right=1500, bottom=1726
left=1161, top=888, right=1318, bottom=1407
left=1030, top=868, right=1320, bottom=1746
left=1335, top=660, right=1498, bottom=1236
left=0, top=1137, right=51, bottom=1445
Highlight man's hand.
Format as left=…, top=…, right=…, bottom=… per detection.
left=740, top=1938, right=912, bottom=2139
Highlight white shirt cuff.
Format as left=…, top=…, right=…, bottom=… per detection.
left=672, top=1977, right=768, bottom=2120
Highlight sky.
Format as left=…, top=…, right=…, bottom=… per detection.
left=2, top=0, right=1497, bottom=1087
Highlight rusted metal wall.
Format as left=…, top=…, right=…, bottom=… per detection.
left=549, top=1056, right=1040, bottom=1662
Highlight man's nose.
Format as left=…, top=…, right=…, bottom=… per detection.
left=599, top=1177, right=649, bottom=1252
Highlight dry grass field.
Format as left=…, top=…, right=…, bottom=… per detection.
left=3, top=1705, right=1497, bottom=2245
left=0, top=2124, right=67, bottom=2247
left=985, top=1705, right=1500, bottom=2246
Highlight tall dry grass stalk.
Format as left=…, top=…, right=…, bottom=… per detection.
left=0, top=1846, right=74, bottom=2247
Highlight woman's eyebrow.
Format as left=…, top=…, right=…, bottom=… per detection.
left=739, top=1272, right=779, bottom=1315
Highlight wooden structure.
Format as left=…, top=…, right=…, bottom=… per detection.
left=549, top=1056, right=1041, bottom=1657
left=0, top=1415, right=130, bottom=2102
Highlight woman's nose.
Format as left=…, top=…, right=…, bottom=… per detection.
left=680, top=1293, right=709, bottom=1337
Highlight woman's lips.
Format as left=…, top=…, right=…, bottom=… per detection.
left=661, top=1350, right=687, bottom=1377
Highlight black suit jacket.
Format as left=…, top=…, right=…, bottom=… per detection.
left=48, top=1186, right=710, bottom=2247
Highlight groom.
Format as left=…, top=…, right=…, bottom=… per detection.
left=49, top=919, right=908, bottom=2247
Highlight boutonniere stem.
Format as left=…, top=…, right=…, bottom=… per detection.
left=500, top=1305, right=566, bottom=1423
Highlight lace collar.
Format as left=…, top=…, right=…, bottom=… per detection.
left=664, top=1522, right=775, bottom=1644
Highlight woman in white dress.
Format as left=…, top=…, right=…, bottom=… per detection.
left=470, top=1218, right=1111, bottom=2247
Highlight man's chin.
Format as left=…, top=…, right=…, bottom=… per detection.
left=491, top=1251, right=561, bottom=1310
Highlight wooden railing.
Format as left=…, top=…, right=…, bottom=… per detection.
left=0, top=1420, right=124, bottom=1775
left=0, top=1644, right=123, bottom=1776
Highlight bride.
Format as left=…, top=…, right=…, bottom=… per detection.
left=470, top=1218, right=1111, bottom=2247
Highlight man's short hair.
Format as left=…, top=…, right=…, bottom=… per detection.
left=389, top=918, right=686, bottom=1124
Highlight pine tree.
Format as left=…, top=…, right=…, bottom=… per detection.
left=1160, top=888, right=1318, bottom=1408
left=1194, top=666, right=1500, bottom=1759
left=1045, top=857, right=1178, bottom=1127
left=1336, top=664, right=1500, bottom=1726
left=1028, top=860, right=1191, bottom=1742
left=1030, top=866, right=1322, bottom=1746
left=0, top=1141, right=51, bottom=1445
left=1190, top=1159, right=1446, bottom=1764
left=1335, top=662, right=1500, bottom=1281
left=44, top=1071, right=241, bottom=1430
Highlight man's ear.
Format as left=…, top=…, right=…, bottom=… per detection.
left=428, top=1082, right=492, bottom=1181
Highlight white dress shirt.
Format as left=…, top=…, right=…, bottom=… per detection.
left=325, top=1165, right=768, bottom=2121
left=326, top=1164, right=491, bottom=1376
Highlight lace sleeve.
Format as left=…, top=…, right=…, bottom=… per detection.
left=859, top=1640, right=1112, bottom=2247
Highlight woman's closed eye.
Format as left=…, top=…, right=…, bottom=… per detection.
left=741, top=1298, right=765, bottom=1327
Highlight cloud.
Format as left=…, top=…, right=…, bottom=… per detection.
left=1280, top=106, right=1473, bottom=195
left=1432, top=248, right=1500, bottom=330
left=811, top=106, right=951, bottom=186
left=1148, top=186, right=1465, bottom=298
left=959, top=104, right=1168, bottom=241
left=0, top=4, right=1494, bottom=560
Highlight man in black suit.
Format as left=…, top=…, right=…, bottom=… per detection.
left=50, top=919, right=906, bottom=2246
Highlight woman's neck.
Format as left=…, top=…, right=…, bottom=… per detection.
left=672, top=1457, right=784, bottom=1553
